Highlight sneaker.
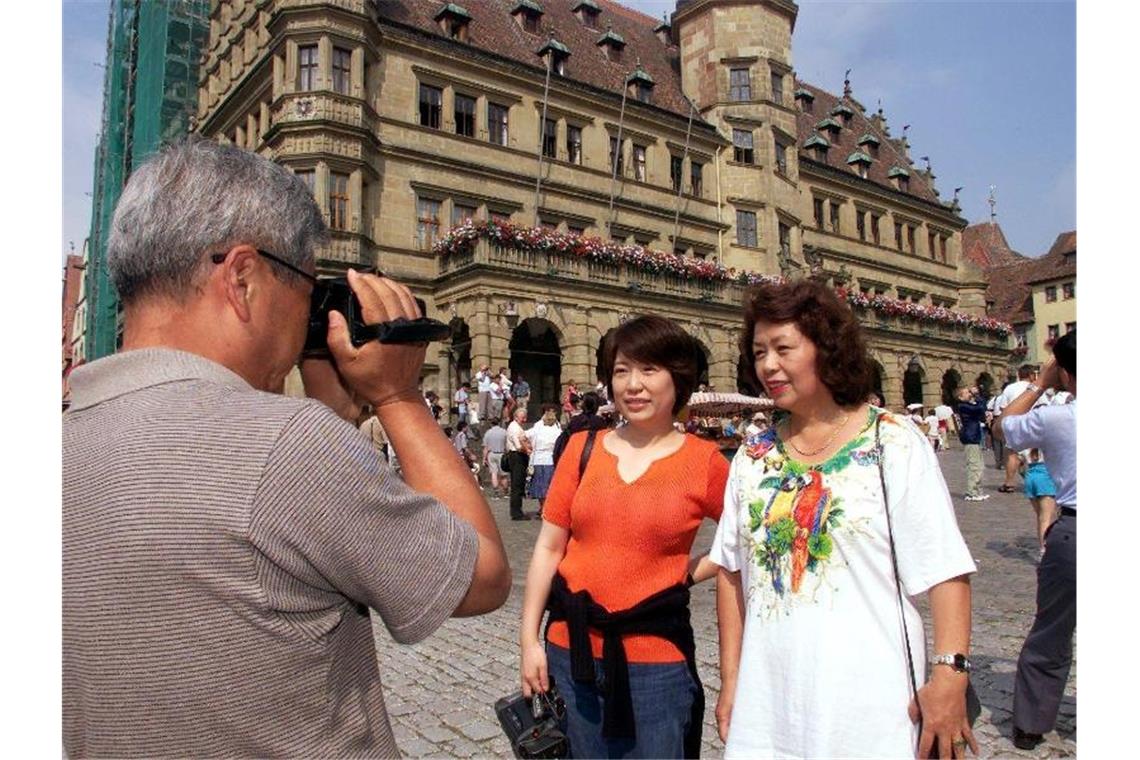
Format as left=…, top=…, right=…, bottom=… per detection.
left=964, top=494, right=986, bottom=502
left=1012, top=727, right=1043, bottom=750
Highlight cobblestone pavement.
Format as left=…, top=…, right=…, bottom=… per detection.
left=373, top=443, right=1076, bottom=758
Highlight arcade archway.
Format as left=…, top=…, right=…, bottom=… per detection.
left=941, top=368, right=962, bottom=406
left=509, top=318, right=562, bottom=421
left=903, top=358, right=925, bottom=407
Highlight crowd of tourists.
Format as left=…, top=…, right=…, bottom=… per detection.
left=63, top=140, right=1075, bottom=759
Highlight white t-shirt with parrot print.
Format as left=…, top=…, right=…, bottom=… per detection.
left=710, top=406, right=976, bottom=758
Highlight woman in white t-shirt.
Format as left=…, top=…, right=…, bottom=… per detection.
left=525, top=405, right=563, bottom=515
left=712, top=280, right=978, bottom=758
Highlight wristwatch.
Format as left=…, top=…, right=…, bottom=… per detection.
left=930, top=653, right=972, bottom=673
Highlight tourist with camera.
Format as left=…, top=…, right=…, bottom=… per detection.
left=62, top=138, right=510, bottom=758
left=518, top=315, right=729, bottom=758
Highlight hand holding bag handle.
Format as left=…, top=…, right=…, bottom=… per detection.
left=875, top=417, right=981, bottom=758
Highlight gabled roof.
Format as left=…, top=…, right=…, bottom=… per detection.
left=1027, top=231, right=1076, bottom=284
left=803, top=134, right=830, bottom=149
left=962, top=222, right=1027, bottom=269
left=982, top=227, right=1076, bottom=324
left=435, top=3, right=472, bottom=21
left=886, top=165, right=909, bottom=178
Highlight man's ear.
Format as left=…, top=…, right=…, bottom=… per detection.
left=217, top=245, right=260, bottom=323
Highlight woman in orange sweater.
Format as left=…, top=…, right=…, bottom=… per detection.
left=519, top=315, right=729, bottom=759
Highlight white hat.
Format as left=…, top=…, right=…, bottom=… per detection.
left=906, top=403, right=923, bottom=411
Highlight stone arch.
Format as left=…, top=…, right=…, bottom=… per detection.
left=692, top=337, right=712, bottom=389
left=870, top=359, right=886, bottom=406
left=509, top=318, right=562, bottom=421
left=976, top=371, right=996, bottom=398
left=447, top=317, right=473, bottom=391
left=903, top=356, right=925, bottom=407
left=941, top=368, right=962, bottom=406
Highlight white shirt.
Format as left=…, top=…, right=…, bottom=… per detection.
left=994, top=380, right=1031, bottom=415
left=489, top=381, right=505, bottom=401
left=526, top=422, right=562, bottom=466
left=476, top=372, right=493, bottom=394
left=711, top=410, right=975, bottom=757
left=924, top=414, right=940, bottom=437
left=506, top=420, right=527, bottom=452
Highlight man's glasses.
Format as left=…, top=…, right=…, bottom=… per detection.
left=210, top=249, right=319, bottom=288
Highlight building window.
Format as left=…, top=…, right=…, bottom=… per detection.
left=729, top=68, right=751, bottom=101
left=1047, top=324, right=1060, bottom=341
left=813, top=198, right=825, bottom=229
left=857, top=211, right=866, bottom=241
left=939, top=235, right=948, bottom=262
left=894, top=221, right=904, bottom=251
left=633, top=143, right=646, bottom=181
left=488, top=102, right=509, bottom=145
left=609, top=137, right=624, bottom=175
left=737, top=210, right=758, bottom=247
left=1062, top=281, right=1075, bottom=300
left=580, top=7, right=599, bottom=29
left=416, top=197, right=442, bottom=249
left=928, top=231, right=937, bottom=259
left=1045, top=285, right=1057, bottom=303
left=899, top=176, right=909, bottom=193
left=907, top=225, right=916, bottom=253
left=452, top=203, right=477, bottom=227
left=419, top=84, right=442, bottom=128
left=521, top=11, right=541, bottom=34
left=871, top=214, right=881, bottom=245
left=770, top=71, right=784, bottom=104
left=329, top=172, right=349, bottom=231
left=332, top=47, right=352, bottom=95
left=691, top=161, right=703, bottom=196
left=778, top=222, right=791, bottom=256
left=1015, top=329, right=1028, bottom=348
left=829, top=201, right=840, bottom=232
left=634, top=82, right=652, bottom=103
left=670, top=155, right=683, bottom=191
left=567, top=125, right=582, bottom=164
left=542, top=118, right=557, bottom=159
left=733, top=129, right=754, bottom=164
left=298, top=44, right=318, bottom=91
left=454, top=93, right=476, bottom=137
left=489, top=209, right=511, bottom=224
left=540, top=218, right=558, bottom=231
left=774, top=140, right=787, bottom=174
left=295, top=169, right=315, bottom=195
left=1065, top=321, right=1076, bottom=333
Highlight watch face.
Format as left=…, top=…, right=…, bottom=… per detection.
left=953, top=654, right=970, bottom=671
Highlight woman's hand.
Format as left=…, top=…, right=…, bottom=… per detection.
left=520, top=640, right=549, bottom=698
left=715, top=685, right=734, bottom=742
left=910, top=671, right=978, bottom=758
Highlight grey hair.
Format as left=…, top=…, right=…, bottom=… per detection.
left=108, top=137, right=328, bottom=303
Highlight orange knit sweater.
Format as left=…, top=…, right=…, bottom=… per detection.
left=544, top=429, right=729, bottom=663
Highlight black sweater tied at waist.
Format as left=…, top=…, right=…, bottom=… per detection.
left=544, top=572, right=704, bottom=758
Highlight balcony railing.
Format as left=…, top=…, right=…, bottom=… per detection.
left=439, top=238, right=744, bottom=306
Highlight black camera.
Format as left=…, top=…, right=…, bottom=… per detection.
left=303, top=277, right=452, bottom=357
left=494, top=679, right=569, bottom=759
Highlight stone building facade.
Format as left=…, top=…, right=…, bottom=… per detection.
left=196, top=0, right=1011, bottom=415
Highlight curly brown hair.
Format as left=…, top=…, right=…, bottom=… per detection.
left=739, top=279, right=875, bottom=407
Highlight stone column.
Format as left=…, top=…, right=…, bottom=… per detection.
left=351, top=47, right=365, bottom=99
left=470, top=296, right=492, bottom=370
left=318, top=36, right=332, bottom=91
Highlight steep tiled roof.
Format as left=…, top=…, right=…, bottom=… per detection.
left=984, top=229, right=1076, bottom=324
left=376, top=0, right=695, bottom=117
left=792, top=80, right=941, bottom=204
left=962, top=222, right=1027, bottom=270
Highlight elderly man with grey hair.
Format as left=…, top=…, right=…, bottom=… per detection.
left=62, top=138, right=510, bottom=758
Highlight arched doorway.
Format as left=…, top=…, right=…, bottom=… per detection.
left=693, top=339, right=711, bottom=390
left=941, top=368, right=962, bottom=406
left=448, top=317, right=472, bottom=388
left=903, top=358, right=925, bottom=407
left=976, top=371, right=995, bottom=398
left=510, top=318, right=562, bottom=421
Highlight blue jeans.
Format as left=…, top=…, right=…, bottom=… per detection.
left=546, top=643, right=697, bottom=759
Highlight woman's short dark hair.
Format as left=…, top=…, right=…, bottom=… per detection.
left=541, top=403, right=559, bottom=415
left=740, top=279, right=875, bottom=407
left=600, top=315, right=702, bottom=415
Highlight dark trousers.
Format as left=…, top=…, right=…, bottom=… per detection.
left=1013, top=512, right=1076, bottom=733
left=505, top=450, right=530, bottom=518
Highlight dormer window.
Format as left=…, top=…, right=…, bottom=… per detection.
left=887, top=166, right=909, bottom=192
left=627, top=65, right=654, bottom=103
left=435, top=3, right=472, bottom=42
left=537, top=38, right=570, bottom=76
left=804, top=133, right=830, bottom=162
left=816, top=117, right=841, bottom=142
left=857, top=132, right=880, bottom=158
left=831, top=102, right=855, bottom=127
left=847, top=151, right=872, bottom=179
left=573, top=0, right=600, bottom=30
left=794, top=88, right=814, bottom=114
left=653, top=18, right=671, bottom=45
left=511, top=0, right=543, bottom=34
left=596, top=26, right=625, bottom=63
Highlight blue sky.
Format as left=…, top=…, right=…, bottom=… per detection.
left=61, top=0, right=1075, bottom=259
